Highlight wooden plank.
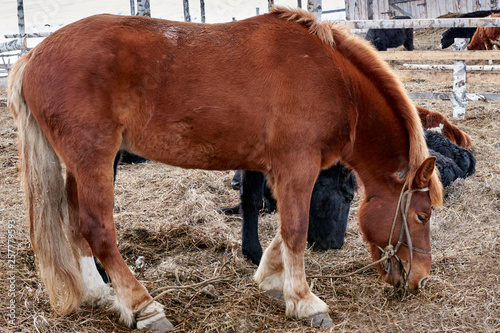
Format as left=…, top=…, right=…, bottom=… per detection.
left=395, top=70, right=500, bottom=85
left=346, top=0, right=499, bottom=20
left=403, top=64, right=500, bottom=71
left=340, top=17, right=500, bottom=29
left=408, top=92, right=500, bottom=101
left=4, top=32, right=51, bottom=38
left=0, top=38, right=27, bottom=53
left=395, top=69, right=500, bottom=85
left=394, top=69, right=452, bottom=82
left=379, top=50, right=500, bottom=61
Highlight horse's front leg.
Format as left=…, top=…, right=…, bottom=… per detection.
left=254, top=165, right=331, bottom=325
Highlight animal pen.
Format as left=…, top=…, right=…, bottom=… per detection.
left=0, top=2, right=498, bottom=333
left=2, top=1, right=500, bottom=117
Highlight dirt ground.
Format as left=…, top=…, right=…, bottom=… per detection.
left=0, top=27, right=498, bottom=333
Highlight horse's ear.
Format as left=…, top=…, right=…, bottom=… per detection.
left=412, top=156, right=436, bottom=189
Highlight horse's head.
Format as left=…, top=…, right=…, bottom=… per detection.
left=359, top=157, right=442, bottom=292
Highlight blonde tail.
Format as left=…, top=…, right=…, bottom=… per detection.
left=8, top=54, right=83, bottom=314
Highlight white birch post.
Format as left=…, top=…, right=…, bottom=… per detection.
left=200, top=0, right=205, bottom=23
left=183, top=0, right=191, bottom=22
left=136, top=0, right=150, bottom=17
left=4, top=32, right=51, bottom=38
left=268, top=0, right=274, bottom=10
left=0, top=38, right=27, bottom=53
left=17, top=0, right=25, bottom=36
left=130, top=0, right=135, bottom=16
left=307, top=0, right=322, bottom=20
left=451, top=38, right=468, bottom=119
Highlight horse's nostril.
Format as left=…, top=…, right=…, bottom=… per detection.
left=408, top=287, right=419, bottom=295
left=418, top=276, right=429, bottom=289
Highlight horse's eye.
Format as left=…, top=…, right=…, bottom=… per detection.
left=417, top=214, right=427, bottom=223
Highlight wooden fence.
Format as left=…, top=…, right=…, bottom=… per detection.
left=1, top=4, right=500, bottom=118
left=341, top=17, right=500, bottom=118
left=346, top=0, right=500, bottom=21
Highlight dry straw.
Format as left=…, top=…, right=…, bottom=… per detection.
left=0, top=27, right=498, bottom=332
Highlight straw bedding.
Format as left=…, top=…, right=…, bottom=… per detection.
left=0, top=29, right=498, bottom=332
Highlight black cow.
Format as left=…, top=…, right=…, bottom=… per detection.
left=113, top=151, right=147, bottom=181
left=220, top=170, right=276, bottom=216
left=222, top=163, right=356, bottom=265
left=425, top=130, right=476, bottom=186
left=440, top=10, right=500, bottom=49
left=365, top=16, right=414, bottom=51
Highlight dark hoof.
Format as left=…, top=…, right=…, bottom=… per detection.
left=148, top=317, right=173, bottom=332
left=242, top=247, right=262, bottom=266
left=137, top=317, right=173, bottom=332
left=218, top=204, right=241, bottom=215
left=308, top=312, right=333, bottom=328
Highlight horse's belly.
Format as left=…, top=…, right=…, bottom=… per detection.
left=125, top=107, right=270, bottom=171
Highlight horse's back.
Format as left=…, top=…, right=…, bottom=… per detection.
left=22, top=13, right=352, bottom=172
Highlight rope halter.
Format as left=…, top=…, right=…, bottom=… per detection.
left=377, top=179, right=431, bottom=291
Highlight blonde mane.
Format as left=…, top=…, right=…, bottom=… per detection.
left=271, top=6, right=442, bottom=206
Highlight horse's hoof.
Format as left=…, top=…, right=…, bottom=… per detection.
left=265, top=290, right=284, bottom=300
left=308, top=312, right=333, bottom=327
left=141, top=317, right=173, bottom=332
left=135, top=301, right=173, bottom=332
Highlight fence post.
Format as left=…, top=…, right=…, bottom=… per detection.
left=0, top=38, right=27, bottom=53
left=307, top=0, right=322, bottom=20
left=136, top=0, right=150, bottom=17
left=451, top=38, right=467, bottom=119
left=17, top=0, right=25, bottom=36
left=130, top=0, right=135, bottom=16
left=200, top=0, right=205, bottom=23
left=184, top=0, right=191, bottom=22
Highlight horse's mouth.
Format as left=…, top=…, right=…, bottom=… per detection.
left=380, top=257, right=412, bottom=291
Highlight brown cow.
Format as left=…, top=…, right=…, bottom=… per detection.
left=467, top=13, right=500, bottom=50
left=416, top=106, right=472, bottom=149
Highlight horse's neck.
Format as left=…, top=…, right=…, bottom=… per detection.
left=356, top=168, right=403, bottom=200
left=342, top=87, right=410, bottom=197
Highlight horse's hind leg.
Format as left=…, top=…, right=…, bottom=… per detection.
left=66, top=171, right=112, bottom=306
left=254, top=163, right=330, bottom=324
left=73, top=162, right=172, bottom=331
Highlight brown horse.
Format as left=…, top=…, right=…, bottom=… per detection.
left=8, top=7, right=442, bottom=331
